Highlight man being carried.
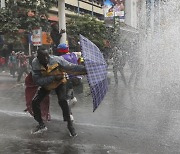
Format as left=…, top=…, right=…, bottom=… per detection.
left=56, top=43, right=83, bottom=105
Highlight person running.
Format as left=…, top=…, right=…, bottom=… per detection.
left=17, top=52, right=29, bottom=82
left=31, top=47, right=86, bottom=137
left=50, top=22, right=66, bottom=55
left=8, top=51, right=17, bottom=78
left=111, top=46, right=127, bottom=86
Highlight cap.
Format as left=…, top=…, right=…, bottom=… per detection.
left=57, top=43, right=68, bottom=49
left=57, top=43, right=69, bottom=53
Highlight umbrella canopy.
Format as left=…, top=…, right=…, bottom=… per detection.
left=80, top=34, right=108, bottom=112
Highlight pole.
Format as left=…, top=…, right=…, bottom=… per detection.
left=58, top=0, right=66, bottom=44
left=113, top=11, right=116, bottom=31
left=91, top=0, right=94, bottom=16
left=77, top=0, right=80, bottom=15
left=28, top=43, right=31, bottom=56
left=1, top=0, right=5, bottom=8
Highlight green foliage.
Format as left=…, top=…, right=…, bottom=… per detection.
left=66, top=14, right=107, bottom=51
left=0, top=2, right=109, bottom=52
left=0, top=0, right=57, bottom=44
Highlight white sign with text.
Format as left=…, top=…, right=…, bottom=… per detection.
left=32, top=28, right=42, bottom=46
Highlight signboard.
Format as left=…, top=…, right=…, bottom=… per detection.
left=42, top=32, right=53, bottom=45
left=32, top=28, right=42, bottom=46
left=103, top=0, right=125, bottom=26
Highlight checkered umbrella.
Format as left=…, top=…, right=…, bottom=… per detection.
left=80, top=35, right=108, bottom=112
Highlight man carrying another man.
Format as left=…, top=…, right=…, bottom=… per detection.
left=31, top=47, right=86, bottom=137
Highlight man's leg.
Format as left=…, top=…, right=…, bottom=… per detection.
left=113, top=65, right=118, bottom=84
left=31, top=87, right=50, bottom=134
left=66, top=79, right=74, bottom=99
left=17, top=68, right=23, bottom=82
left=55, top=84, right=77, bottom=137
left=119, top=66, right=127, bottom=87
left=66, top=79, right=77, bottom=105
left=12, top=66, right=15, bottom=78
left=25, top=67, right=29, bottom=75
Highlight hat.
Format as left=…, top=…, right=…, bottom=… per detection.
left=57, top=43, right=69, bottom=53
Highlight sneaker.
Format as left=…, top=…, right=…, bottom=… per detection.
left=70, top=114, right=74, bottom=122
left=67, top=123, right=77, bottom=137
left=31, top=124, right=47, bottom=134
left=71, top=97, right=77, bottom=104
left=24, top=108, right=28, bottom=112
left=68, top=97, right=77, bottom=106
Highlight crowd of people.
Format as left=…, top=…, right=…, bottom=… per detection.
left=0, top=50, right=35, bottom=82
left=0, top=51, right=36, bottom=82
left=28, top=46, right=86, bottom=137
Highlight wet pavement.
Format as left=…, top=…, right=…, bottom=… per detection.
left=1, top=67, right=180, bottom=154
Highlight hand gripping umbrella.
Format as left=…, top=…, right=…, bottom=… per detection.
left=80, top=35, right=108, bottom=112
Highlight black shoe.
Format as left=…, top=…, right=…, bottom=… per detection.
left=67, top=123, right=77, bottom=137
left=31, top=124, right=47, bottom=134
left=24, top=108, right=28, bottom=112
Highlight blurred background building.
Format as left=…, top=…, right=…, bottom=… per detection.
left=48, top=0, right=141, bottom=29
left=48, top=0, right=104, bottom=22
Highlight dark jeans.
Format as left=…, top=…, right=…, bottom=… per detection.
left=66, top=78, right=83, bottom=97
left=32, top=83, right=71, bottom=125
left=113, top=65, right=127, bottom=86
left=10, top=66, right=16, bottom=77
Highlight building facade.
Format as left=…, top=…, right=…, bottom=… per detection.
left=48, top=0, right=104, bottom=22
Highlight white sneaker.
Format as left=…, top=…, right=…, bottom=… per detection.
left=67, top=99, right=70, bottom=105
left=71, top=97, right=77, bottom=104
left=63, top=114, right=74, bottom=122
left=70, top=114, right=74, bottom=122
left=67, top=123, right=77, bottom=137
left=31, top=124, right=47, bottom=134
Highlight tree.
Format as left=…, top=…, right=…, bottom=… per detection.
left=0, top=0, right=57, bottom=44
left=66, top=14, right=107, bottom=52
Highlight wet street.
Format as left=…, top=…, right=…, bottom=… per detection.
left=1, top=67, right=180, bottom=154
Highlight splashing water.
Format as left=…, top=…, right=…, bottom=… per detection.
left=138, top=0, right=180, bottom=91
